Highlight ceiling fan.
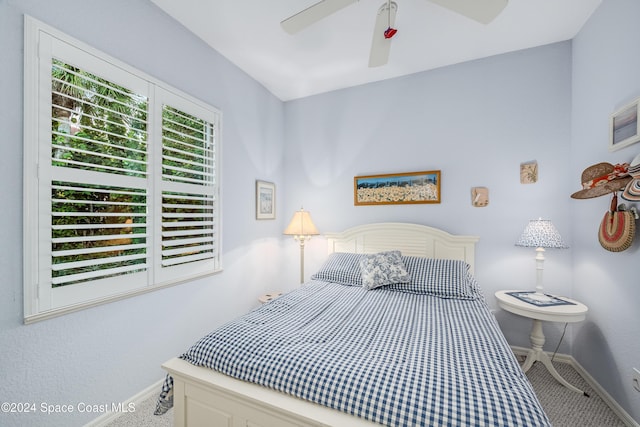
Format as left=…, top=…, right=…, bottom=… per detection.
left=281, top=0, right=508, bottom=67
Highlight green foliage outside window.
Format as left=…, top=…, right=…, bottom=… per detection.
left=50, top=60, right=148, bottom=287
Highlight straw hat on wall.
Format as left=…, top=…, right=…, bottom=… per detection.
left=571, top=162, right=631, bottom=199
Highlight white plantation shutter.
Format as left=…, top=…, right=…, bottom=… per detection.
left=24, top=18, right=221, bottom=322
left=50, top=61, right=149, bottom=178
left=161, top=192, right=216, bottom=266
left=39, top=38, right=151, bottom=312
left=50, top=181, right=148, bottom=287
left=155, top=89, right=220, bottom=281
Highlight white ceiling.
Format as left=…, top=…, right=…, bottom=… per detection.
left=150, top=0, right=602, bottom=101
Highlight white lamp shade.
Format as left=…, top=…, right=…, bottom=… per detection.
left=515, top=219, right=568, bottom=249
left=284, top=209, right=319, bottom=236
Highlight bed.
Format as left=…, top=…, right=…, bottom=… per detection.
left=157, top=223, right=551, bottom=427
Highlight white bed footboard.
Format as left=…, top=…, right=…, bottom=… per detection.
left=163, top=357, right=377, bottom=427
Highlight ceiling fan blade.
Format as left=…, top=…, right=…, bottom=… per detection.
left=368, top=1, right=397, bottom=68
left=427, top=0, right=508, bottom=24
left=281, top=0, right=359, bottom=34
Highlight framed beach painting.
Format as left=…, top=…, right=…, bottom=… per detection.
left=610, top=97, right=640, bottom=151
left=256, top=180, right=275, bottom=219
left=354, top=170, right=441, bottom=206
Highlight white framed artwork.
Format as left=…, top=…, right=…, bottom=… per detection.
left=256, top=180, right=275, bottom=220
left=610, top=97, right=640, bottom=151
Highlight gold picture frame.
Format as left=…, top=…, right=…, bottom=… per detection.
left=354, top=170, right=441, bottom=206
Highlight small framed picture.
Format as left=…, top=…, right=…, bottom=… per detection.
left=609, top=97, right=640, bottom=151
left=520, top=160, right=538, bottom=184
left=471, top=187, right=489, bottom=207
left=256, top=180, right=275, bottom=220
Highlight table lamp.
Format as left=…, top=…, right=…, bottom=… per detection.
left=515, top=218, right=568, bottom=302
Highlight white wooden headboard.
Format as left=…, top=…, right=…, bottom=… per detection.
left=324, top=223, right=480, bottom=274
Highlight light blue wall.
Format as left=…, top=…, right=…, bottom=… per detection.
left=0, top=1, right=289, bottom=426
left=571, top=0, right=640, bottom=421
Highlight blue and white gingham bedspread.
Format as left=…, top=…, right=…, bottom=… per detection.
left=157, top=281, right=551, bottom=426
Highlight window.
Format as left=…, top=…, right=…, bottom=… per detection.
left=23, top=17, right=221, bottom=323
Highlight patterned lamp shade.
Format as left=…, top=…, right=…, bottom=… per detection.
left=515, top=219, right=568, bottom=249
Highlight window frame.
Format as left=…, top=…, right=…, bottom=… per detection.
left=23, top=16, right=222, bottom=324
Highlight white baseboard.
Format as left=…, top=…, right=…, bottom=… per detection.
left=570, top=358, right=640, bottom=427
left=83, top=379, right=163, bottom=427
left=510, top=346, right=639, bottom=427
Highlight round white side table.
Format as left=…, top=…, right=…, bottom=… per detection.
left=495, top=290, right=589, bottom=396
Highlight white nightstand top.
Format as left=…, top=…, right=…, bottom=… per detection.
left=258, top=292, right=282, bottom=304
left=495, top=290, right=588, bottom=323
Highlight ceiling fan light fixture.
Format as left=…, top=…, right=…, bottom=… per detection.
left=383, top=27, right=397, bottom=38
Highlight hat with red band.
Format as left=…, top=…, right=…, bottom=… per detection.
left=571, top=162, right=632, bottom=199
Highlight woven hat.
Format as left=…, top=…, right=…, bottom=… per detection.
left=622, top=153, right=640, bottom=201
left=598, top=193, right=635, bottom=252
left=599, top=210, right=636, bottom=251
left=571, top=162, right=632, bottom=199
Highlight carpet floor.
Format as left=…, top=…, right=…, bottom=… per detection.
left=525, top=360, right=626, bottom=427
left=106, top=360, right=627, bottom=426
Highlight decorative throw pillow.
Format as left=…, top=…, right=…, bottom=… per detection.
left=386, top=256, right=477, bottom=299
left=358, top=251, right=411, bottom=290
left=311, top=252, right=364, bottom=286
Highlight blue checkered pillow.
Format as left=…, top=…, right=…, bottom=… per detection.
left=386, top=256, right=477, bottom=299
left=311, top=252, right=364, bottom=286
left=359, top=251, right=411, bottom=290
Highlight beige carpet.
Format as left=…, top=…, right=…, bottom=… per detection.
left=105, top=395, right=172, bottom=427
left=106, top=361, right=627, bottom=426
left=525, top=360, right=626, bottom=427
